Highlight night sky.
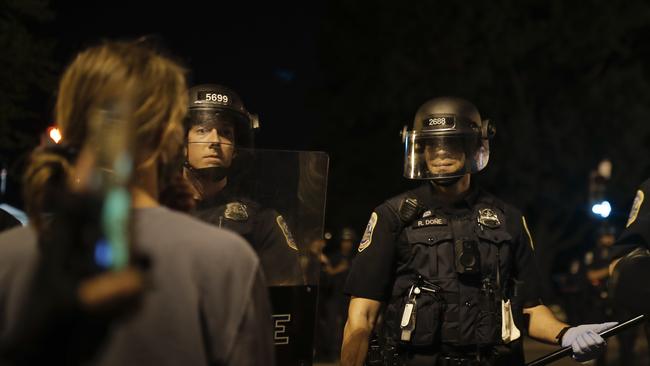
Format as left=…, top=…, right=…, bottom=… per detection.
left=51, top=1, right=323, bottom=150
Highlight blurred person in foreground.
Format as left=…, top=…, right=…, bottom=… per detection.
left=0, top=208, right=20, bottom=232
left=0, top=40, right=273, bottom=366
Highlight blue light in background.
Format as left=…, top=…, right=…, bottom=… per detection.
left=591, top=201, right=611, bottom=218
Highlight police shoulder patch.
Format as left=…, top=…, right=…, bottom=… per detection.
left=358, top=212, right=378, bottom=252
left=626, top=189, right=645, bottom=228
left=276, top=215, right=298, bottom=250
left=224, top=202, right=249, bottom=221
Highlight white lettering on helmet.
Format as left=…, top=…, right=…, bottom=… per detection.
left=428, top=117, right=447, bottom=126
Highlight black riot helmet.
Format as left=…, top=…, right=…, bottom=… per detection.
left=185, top=84, right=260, bottom=147
left=401, top=97, right=495, bottom=182
left=184, top=84, right=260, bottom=181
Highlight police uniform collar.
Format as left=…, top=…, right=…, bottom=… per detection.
left=196, top=183, right=238, bottom=210
left=418, top=182, right=480, bottom=211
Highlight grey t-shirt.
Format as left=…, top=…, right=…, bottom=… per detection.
left=0, top=206, right=274, bottom=366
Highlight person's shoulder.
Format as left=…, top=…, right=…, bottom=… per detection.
left=477, top=189, right=523, bottom=217
left=236, top=197, right=261, bottom=210
left=141, top=206, right=258, bottom=262
left=0, top=225, right=38, bottom=264
left=379, top=185, right=424, bottom=212
left=236, top=198, right=274, bottom=218
left=638, top=178, right=650, bottom=192
left=476, top=189, right=526, bottom=237
left=0, top=208, right=21, bottom=231
left=148, top=206, right=219, bottom=232
left=221, top=198, right=281, bottom=229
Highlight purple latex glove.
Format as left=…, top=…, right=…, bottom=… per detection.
left=561, top=322, right=618, bottom=362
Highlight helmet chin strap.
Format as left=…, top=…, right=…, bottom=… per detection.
left=183, top=161, right=229, bottom=182
left=184, top=141, right=231, bottom=182
left=431, top=176, right=462, bottom=187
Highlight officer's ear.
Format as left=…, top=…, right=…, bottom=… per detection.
left=481, top=119, right=496, bottom=140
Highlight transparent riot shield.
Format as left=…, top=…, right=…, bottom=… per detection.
left=190, top=148, right=328, bottom=366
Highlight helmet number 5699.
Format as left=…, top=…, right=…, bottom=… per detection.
left=205, top=93, right=229, bottom=103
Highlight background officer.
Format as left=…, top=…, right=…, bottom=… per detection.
left=183, top=84, right=303, bottom=286
left=609, top=178, right=650, bottom=364
left=611, top=178, right=650, bottom=256
left=341, top=97, right=616, bottom=365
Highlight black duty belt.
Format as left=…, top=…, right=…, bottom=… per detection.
left=395, top=345, right=495, bottom=366
left=438, top=355, right=483, bottom=366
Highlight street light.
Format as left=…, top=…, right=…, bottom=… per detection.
left=589, top=159, right=612, bottom=220
left=591, top=200, right=611, bottom=218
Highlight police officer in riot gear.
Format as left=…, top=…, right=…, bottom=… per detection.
left=184, top=84, right=303, bottom=286
left=609, top=178, right=650, bottom=363
left=611, top=179, right=650, bottom=257
left=341, top=97, right=616, bottom=366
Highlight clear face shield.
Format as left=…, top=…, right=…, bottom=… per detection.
left=187, top=110, right=237, bottom=145
left=186, top=110, right=239, bottom=171
left=403, top=130, right=489, bottom=180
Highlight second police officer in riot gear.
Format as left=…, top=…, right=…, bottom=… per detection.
left=609, top=178, right=650, bottom=363
left=341, top=97, right=616, bottom=365
left=184, top=84, right=303, bottom=286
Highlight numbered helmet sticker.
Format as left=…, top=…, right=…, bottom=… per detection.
left=196, top=91, right=231, bottom=106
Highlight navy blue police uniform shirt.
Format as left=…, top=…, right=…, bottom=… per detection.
left=344, top=183, right=543, bottom=308
left=193, top=184, right=303, bottom=286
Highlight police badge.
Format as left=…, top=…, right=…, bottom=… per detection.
left=224, top=202, right=249, bottom=221
left=477, top=208, right=501, bottom=228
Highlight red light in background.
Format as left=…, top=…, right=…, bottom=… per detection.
left=47, top=126, right=62, bottom=144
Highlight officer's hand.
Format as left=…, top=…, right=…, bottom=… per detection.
left=561, top=322, right=618, bottom=362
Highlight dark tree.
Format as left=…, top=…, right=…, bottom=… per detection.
left=0, top=0, right=56, bottom=209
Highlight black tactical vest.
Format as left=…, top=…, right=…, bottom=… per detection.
left=382, top=190, right=514, bottom=348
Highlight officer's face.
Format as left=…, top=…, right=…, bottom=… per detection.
left=186, top=119, right=235, bottom=169
left=423, top=139, right=466, bottom=175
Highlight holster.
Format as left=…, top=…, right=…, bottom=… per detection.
left=366, top=334, right=383, bottom=366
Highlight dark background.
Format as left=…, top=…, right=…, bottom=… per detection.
left=3, top=0, right=650, bottom=301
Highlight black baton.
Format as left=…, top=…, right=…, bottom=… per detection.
left=526, top=314, right=646, bottom=366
